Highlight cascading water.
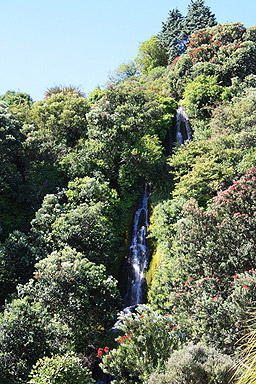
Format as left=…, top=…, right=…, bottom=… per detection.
left=176, top=106, right=192, bottom=146
left=123, top=186, right=149, bottom=309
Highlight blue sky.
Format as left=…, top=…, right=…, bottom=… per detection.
left=0, top=0, right=255, bottom=101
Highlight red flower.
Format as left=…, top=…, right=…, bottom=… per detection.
left=104, top=347, right=109, bottom=352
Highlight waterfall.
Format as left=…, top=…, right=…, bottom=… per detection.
left=176, top=106, right=192, bottom=146
left=96, top=108, right=193, bottom=383
left=123, top=186, right=149, bottom=310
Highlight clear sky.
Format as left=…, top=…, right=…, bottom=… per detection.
left=0, top=0, right=255, bottom=101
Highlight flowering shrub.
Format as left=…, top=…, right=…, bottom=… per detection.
left=170, top=271, right=256, bottom=351
left=187, top=24, right=245, bottom=66
left=149, top=168, right=256, bottom=352
left=28, top=353, right=95, bottom=384
left=98, top=305, right=183, bottom=384
left=173, top=167, right=256, bottom=285
left=167, top=22, right=256, bottom=101
left=151, top=270, right=256, bottom=353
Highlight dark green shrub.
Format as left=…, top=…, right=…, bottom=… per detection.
left=0, top=298, right=61, bottom=381
left=0, top=353, right=20, bottom=383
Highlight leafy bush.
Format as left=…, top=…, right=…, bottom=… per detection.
left=19, top=246, right=121, bottom=353
left=135, top=35, right=168, bottom=74
left=28, top=353, right=95, bottom=383
left=183, top=75, right=228, bottom=118
left=30, top=176, right=120, bottom=268
left=151, top=270, right=256, bottom=352
left=29, top=88, right=89, bottom=148
left=0, top=230, right=37, bottom=305
left=0, top=246, right=121, bottom=381
left=210, top=88, right=256, bottom=136
left=169, top=136, right=240, bottom=206
left=0, top=352, right=20, bottom=384
left=148, top=343, right=235, bottom=384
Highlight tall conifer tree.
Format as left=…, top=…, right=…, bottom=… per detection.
left=158, top=0, right=217, bottom=63
left=158, top=8, right=184, bottom=63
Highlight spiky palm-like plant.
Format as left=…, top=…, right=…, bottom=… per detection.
left=234, top=315, right=256, bottom=383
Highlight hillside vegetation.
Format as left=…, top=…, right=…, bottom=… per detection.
left=0, top=1, right=256, bottom=383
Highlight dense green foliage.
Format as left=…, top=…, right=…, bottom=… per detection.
left=22, top=247, right=121, bottom=350
left=149, top=169, right=256, bottom=352
left=60, top=82, right=176, bottom=189
left=183, top=75, right=229, bottom=118
left=0, top=102, right=30, bottom=237
left=0, top=231, right=36, bottom=304
left=1, top=1, right=256, bottom=382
